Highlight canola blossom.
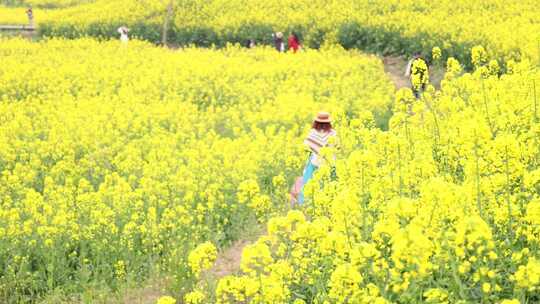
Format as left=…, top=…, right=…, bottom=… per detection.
left=410, top=58, right=429, bottom=92
left=0, top=38, right=393, bottom=302
left=157, top=295, right=177, bottom=304
left=188, top=242, right=217, bottom=277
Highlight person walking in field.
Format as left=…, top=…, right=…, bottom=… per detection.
left=272, top=32, right=285, bottom=52
left=292, top=112, right=337, bottom=205
left=288, top=32, right=301, bottom=53
left=117, top=26, right=129, bottom=44
left=26, top=7, right=34, bottom=27
left=405, top=52, right=429, bottom=98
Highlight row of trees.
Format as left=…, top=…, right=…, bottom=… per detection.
left=137, top=0, right=202, bottom=45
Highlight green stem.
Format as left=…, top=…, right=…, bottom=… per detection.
left=481, top=81, right=496, bottom=138
left=258, top=274, right=264, bottom=302
left=361, top=162, right=368, bottom=240
left=533, top=79, right=538, bottom=122
left=398, top=143, right=403, bottom=197
left=343, top=215, right=353, bottom=249
left=505, top=146, right=513, bottom=240
left=474, top=132, right=483, bottom=219
left=427, top=100, right=441, bottom=144
left=404, top=115, right=414, bottom=158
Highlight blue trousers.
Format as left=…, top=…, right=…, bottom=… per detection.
left=298, top=154, right=317, bottom=205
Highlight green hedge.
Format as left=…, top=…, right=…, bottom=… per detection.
left=39, top=19, right=481, bottom=69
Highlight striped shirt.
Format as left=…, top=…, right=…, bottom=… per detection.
left=304, top=129, right=337, bottom=153
left=304, top=129, right=337, bottom=166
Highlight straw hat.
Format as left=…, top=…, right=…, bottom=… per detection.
left=275, top=32, right=283, bottom=39
left=314, top=111, right=331, bottom=123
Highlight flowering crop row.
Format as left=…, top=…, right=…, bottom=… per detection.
left=190, top=55, right=540, bottom=303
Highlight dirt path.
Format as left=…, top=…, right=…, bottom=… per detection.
left=0, top=26, right=37, bottom=40
left=383, top=56, right=412, bottom=89
left=117, top=238, right=254, bottom=304
left=121, top=279, right=167, bottom=304
left=208, top=223, right=266, bottom=279
left=210, top=239, right=251, bottom=278
left=382, top=55, right=445, bottom=90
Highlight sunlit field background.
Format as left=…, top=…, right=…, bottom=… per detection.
left=1, top=1, right=540, bottom=303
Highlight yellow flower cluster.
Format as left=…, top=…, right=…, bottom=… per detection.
left=432, top=47, right=442, bottom=61
left=184, top=290, right=206, bottom=304
left=0, top=38, right=393, bottom=302
left=514, top=258, right=540, bottom=291
left=424, top=288, right=449, bottom=304
left=410, top=58, right=429, bottom=91
left=472, top=45, right=488, bottom=67
left=188, top=242, right=217, bottom=277
left=156, top=295, right=176, bottom=304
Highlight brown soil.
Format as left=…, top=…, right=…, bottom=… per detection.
left=120, top=279, right=167, bottom=304
left=382, top=55, right=445, bottom=90
left=0, top=28, right=37, bottom=40
left=208, top=224, right=266, bottom=279
left=383, top=56, right=412, bottom=89
left=209, top=239, right=252, bottom=278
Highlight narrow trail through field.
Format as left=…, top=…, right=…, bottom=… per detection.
left=204, top=55, right=445, bottom=282
left=210, top=239, right=251, bottom=277
left=0, top=25, right=37, bottom=40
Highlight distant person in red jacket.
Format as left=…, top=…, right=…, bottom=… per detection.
left=288, top=32, right=301, bottom=53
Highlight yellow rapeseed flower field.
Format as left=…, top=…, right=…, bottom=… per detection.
left=193, top=56, right=540, bottom=303
left=0, top=38, right=393, bottom=302
left=2, top=1, right=540, bottom=303
left=2, top=0, right=540, bottom=65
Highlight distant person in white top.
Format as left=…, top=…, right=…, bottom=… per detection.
left=26, top=7, right=34, bottom=27
left=117, top=26, right=129, bottom=44
left=272, top=32, right=285, bottom=52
